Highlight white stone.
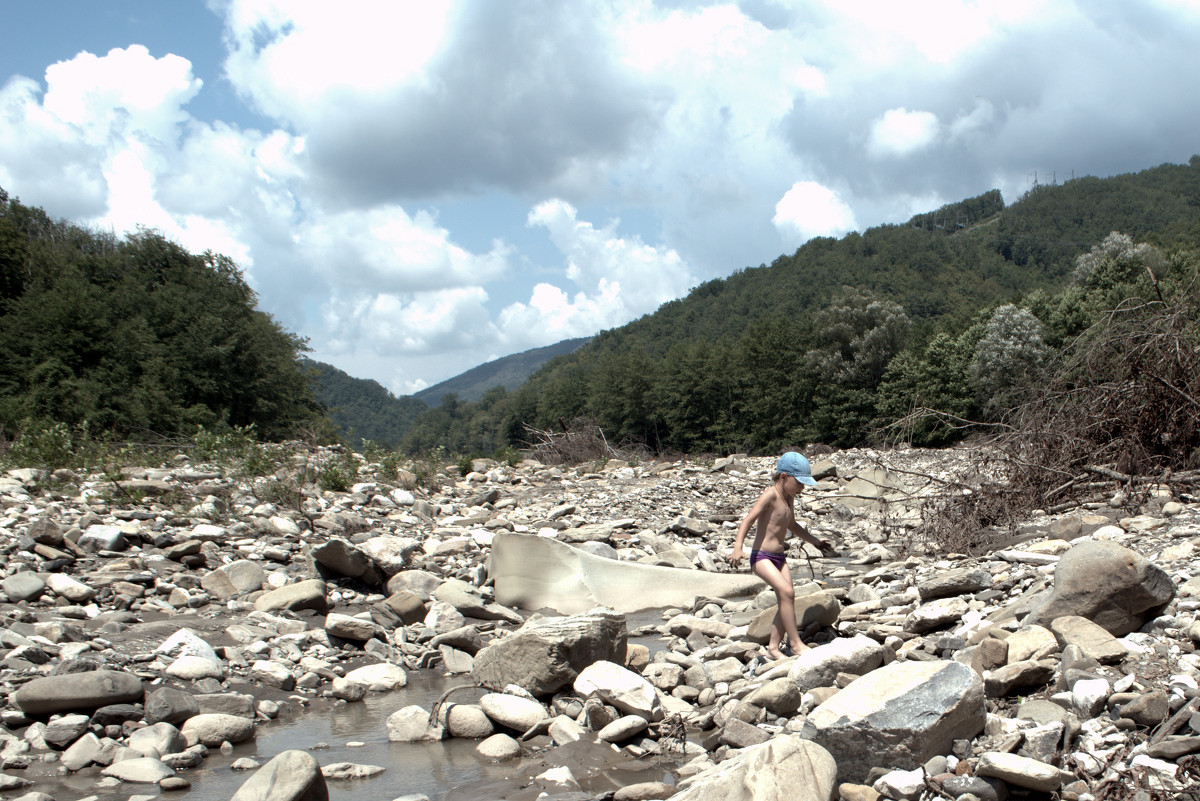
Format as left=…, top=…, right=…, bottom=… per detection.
left=573, top=661, right=662, bottom=721
left=343, top=663, right=407, bottom=691
left=478, top=693, right=549, bottom=732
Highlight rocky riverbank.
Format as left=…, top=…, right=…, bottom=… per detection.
left=0, top=446, right=1198, bottom=800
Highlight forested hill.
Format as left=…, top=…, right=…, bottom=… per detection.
left=0, top=188, right=323, bottom=441
left=304, top=359, right=429, bottom=447
left=397, top=158, right=1200, bottom=456
left=413, top=336, right=591, bottom=406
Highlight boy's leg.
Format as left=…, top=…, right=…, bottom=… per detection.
left=753, top=559, right=801, bottom=658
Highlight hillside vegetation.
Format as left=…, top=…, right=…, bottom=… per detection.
left=399, top=158, right=1200, bottom=457
left=413, top=337, right=591, bottom=406
left=2, top=158, right=1199, bottom=471
left=0, top=187, right=323, bottom=447
left=304, top=359, right=430, bottom=447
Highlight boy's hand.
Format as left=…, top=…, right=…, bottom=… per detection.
left=727, top=547, right=744, bottom=566
left=817, top=539, right=837, bottom=556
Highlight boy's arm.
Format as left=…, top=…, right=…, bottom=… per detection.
left=789, top=517, right=836, bottom=554
left=728, top=493, right=767, bottom=564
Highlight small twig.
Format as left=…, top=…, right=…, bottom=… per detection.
left=428, top=683, right=479, bottom=726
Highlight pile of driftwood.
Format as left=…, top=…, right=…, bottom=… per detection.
left=913, top=275, right=1200, bottom=553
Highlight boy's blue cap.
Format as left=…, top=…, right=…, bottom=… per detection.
left=777, top=452, right=817, bottom=486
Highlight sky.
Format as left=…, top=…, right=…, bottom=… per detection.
left=3, top=1, right=1200, bottom=396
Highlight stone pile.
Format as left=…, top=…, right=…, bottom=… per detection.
left=0, top=447, right=1196, bottom=800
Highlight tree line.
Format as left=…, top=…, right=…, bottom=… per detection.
left=0, top=188, right=323, bottom=444
left=398, top=158, right=1200, bottom=457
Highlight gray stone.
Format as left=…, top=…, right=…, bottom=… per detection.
left=386, top=705, right=445, bottom=742
left=196, top=693, right=256, bottom=718
left=201, top=560, right=266, bottom=600
left=787, top=634, right=885, bottom=693
left=13, top=670, right=143, bottom=715
left=747, top=591, right=841, bottom=642
left=324, top=613, right=377, bottom=641
left=560, top=523, right=614, bottom=543
left=42, top=713, right=91, bottom=748
left=383, top=590, right=426, bottom=625
left=1049, top=615, right=1129, bottom=664
left=253, top=579, right=328, bottom=614
left=78, top=524, right=127, bottom=553
left=904, top=597, right=968, bottom=634
left=1119, top=690, right=1170, bottom=727
left=320, top=762, right=385, bottom=780
left=180, top=713, right=255, bottom=747
left=672, top=736, right=837, bottom=801
left=434, top=579, right=522, bottom=623
left=745, top=677, right=804, bottom=717
left=479, top=693, right=549, bottom=732
left=597, top=715, right=649, bottom=743
left=230, top=749, right=328, bottom=801
left=1022, top=540, right=1175, bottom=635
left=385, top=569, right=442, bottom=601
left=720, top=718, right=772, bottom=749
left=145, top=686, right=199, bottom=725
left=575, top=660, right=662, bottom=721
left=472, top=607, right=627, bottom=696
left=476, top=733, right=521, bottom=760
left=2, top=572, right=46, bottom=602
left=101, top=756, right=175, bottom=783
left=342, top=663, right=407, bottom=691
left=801, top=660, right=985, bottom=784
left=128, top=722, right=186, bottom=758
left=976, top=751, right=1070, bottom=792
left=443, top=704, right=494, bottom=739
left=918, top=568, right=992, bottom=601
left=984, top=659, right=1056, bottom=697
left=27, top=518, right=63, bottom=546
left=312, top=538, right=383, bottom=585
left=61, top=731, right=103, bottom=771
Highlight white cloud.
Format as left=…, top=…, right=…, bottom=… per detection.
left=43, top=45, right=200, bottom=145
left=867, top=108, right=941, bottom=158
left=301, top=205, right=510, bottom=294
left=322, top=286, right=495, bottom=356
left=772, top=181, right=857, bottom=246
left=222, top=0, right=454, bottom=126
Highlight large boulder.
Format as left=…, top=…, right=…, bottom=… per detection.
left=13, top=670, right=143, bottom=715
left=181, top=713, right=255, bottom=747
left=747, top=591, right=840, bottom=643
left=311, top=538, right=383, bottom=586
left=672, top=736, right=837, bottom=801
left=254, top=579, right=328, bottom=614
left=787, top=634, right=886, bottom=693
left=1022, top=540, right=1174, bottom=635
left=489, top=533, right=760, bottom=614
left=471, top=607, right=627, bottom=696
left=801, top=660, right=985, bottom=784
left=230, top=749, right=328, bottom=801
left=917, top=568, right=992, bottom=601
left=201, top=560, right=266, bottom=600
left=574, top=661, right=662, bottom=722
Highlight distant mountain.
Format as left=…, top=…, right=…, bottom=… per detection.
left=303, top=359, right=429, bottom=447
left=413, top=337, right=591, bottom=406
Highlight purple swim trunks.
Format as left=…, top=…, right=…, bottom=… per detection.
left=749, top=549, right=786, bottom=569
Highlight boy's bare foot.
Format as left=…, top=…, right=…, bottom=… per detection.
left=788, top=641, right=808, bottom=656
left=766, top=646, right=787, bottom=661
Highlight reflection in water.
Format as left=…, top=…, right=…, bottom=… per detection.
left=34, top=616, right=690, bottom=801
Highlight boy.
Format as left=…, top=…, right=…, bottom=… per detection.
left=727, top=452, right=835, bottom=660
